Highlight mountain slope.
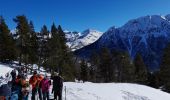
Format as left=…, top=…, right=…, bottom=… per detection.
left=66, top=29, right=103, bottom=51
left=75, top=15, right=170, bottom=70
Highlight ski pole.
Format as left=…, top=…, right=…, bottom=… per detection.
left=65, top=86, right=66, bottom=100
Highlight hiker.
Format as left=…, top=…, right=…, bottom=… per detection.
left=29, top=71, right=43, bottom=100
left=11, top=74, right=29, bottom=100
left=37, top=74, right=44, bottom=100
left=21, top=76, right=30, bottom=100
left=0, top=83, right=11, bottom=100
left=52, top=72, right=63, bottom=100
left=14, top=74, right=23, bottom=100
left=40, top=74, right=51, bottom=100
left=10, top=69, right=17, bottom=92
left=29, top=71, right=38, bottom=100
left=11, top=69, right=16, bottom=82
left=10, top=74, right=22, bottom=100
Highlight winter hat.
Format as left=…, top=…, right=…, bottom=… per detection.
left=54, top=72, right=59, bottom=76
left=33, top=71, right=37, bottom=75
left=46, top=73, right=51, bottom=77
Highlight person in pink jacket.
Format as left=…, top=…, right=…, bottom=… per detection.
left=40, top=74, right=51, bottom=100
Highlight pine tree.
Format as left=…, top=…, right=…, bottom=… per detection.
left=111, top=50, right=122, bottom=82
left=37, top=24, right=75, bottom=80
left=147, top=71, right=159, bottom=88
left=90, top=52, right=100, bottom=82
left=0, top=16, right=16, bottom=62
left=39, top=25, right=50, bottom=69
left=115, top=52, right=135, bottom=83
left=57, top=25, right=75, bottom=81
left=99, top=47, right=114, bottom=82
left=80, top=59, right=88, bottom=82
left=13, top=15, right=30, bottom=65
left=47, top=23, right=59, bottom=71
left=28, top=21, right=38, bottom=71
left=134, top=53, right=148, bottom=84
left=58, top=25, right=66, bottom=44
left=159, top=43, right=170, bottom=92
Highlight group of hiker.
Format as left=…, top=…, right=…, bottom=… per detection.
left=8, top=67, right=63, bottom=100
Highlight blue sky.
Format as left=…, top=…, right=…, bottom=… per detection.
left=1, top=0, right=170, bottom=32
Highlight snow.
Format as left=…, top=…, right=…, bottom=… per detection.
left=66, top=29, right=103, bottom=51
left=161, top=15, right=166, bottom=20
left=0, top=64, right=13, bottom=86
left=1, top=64, right=170, bottom=100
left=0, top=64, right=13, bottom=78
left=63, top=82, right=170, bottom=100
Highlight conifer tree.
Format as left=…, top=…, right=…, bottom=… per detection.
left=13, top=15, right=30, bottom=65
left=90, top=52, right=100, bottom=82
left=57, top=25, right=75, bottom=81
left=47, top=23, right=59, bottom=70
left=99, top=47, right=114, bottom=82
left=134, top=53, right=148, bottom=84
left=0, top=16, right=16, bottom=62
left=111, top=51, right=135, bottom=82
left=80, top=59, right=88, bottom=82
left=39, top=25, right=50, bottom=69
left=58, top=25, right=66, bottom=44
left=159, top=43, right=170, bottom=92
left=28, top=21, right=38, bottom=70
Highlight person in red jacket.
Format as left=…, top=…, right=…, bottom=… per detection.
left=37, top=74, right=44, bottom=100
left=29, top=71, right=41, bottom=100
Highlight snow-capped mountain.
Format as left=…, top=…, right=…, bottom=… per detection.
left=65, top=29, right=103, bottom=51
left=65, top=30, right=81, bottom=45
left=75, top=14, right=170, bottom=70
left=10, top=28, right=102, bottom=51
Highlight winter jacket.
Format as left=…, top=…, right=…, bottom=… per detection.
left=37, top=75, right=44, bottom=87
left=15, top=77, right=26, bottom=87
left=52, top=75, right=63, bottom=92
left=40, top=78, right=50, bottom=93
left=11, top=70, right=16, bottom=82
left=0, top=84, right=11, bottom=96
left=29, top=75, right=38, bottom=89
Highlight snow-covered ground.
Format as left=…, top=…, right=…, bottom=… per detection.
left=1, top=64, right=170, bottom=100
left=0, top=64, right=13, bottom=78
left=63, top=82, right=170, bottom=100
left=0, top=64, right=13, bottom=86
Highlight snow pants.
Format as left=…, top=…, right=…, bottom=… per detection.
left=54, top=91, right=62, bottom=100
left=42, top=91, right=49, bottom=100
left=32, top=88, right=42, bottom=100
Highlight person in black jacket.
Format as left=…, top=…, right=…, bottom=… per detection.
left=10, top=69, right=16, bottom=92
left=52, top=72, right=63, bottom=100
left=0, top=84, right=11, bottom=100
left=11, top=69, right=16, bottom=82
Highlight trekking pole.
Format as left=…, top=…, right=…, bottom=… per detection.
left=65, top=86, right=66, bottom=100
